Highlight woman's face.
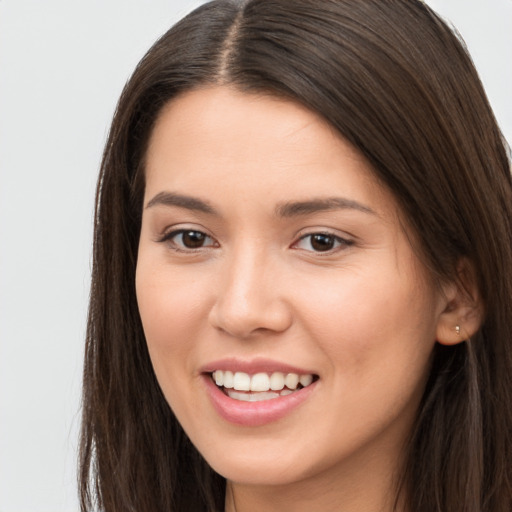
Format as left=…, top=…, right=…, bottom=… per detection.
left=136, top=87, right=450, bottom=490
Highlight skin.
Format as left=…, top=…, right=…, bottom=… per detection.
left=136, top=86, right=463, bottom=511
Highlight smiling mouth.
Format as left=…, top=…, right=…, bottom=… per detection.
left=211, top=370, right=318, bottom=402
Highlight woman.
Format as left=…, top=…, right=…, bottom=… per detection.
left=79, top=1, right=512, bottom=510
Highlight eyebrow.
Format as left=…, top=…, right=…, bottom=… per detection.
left=145, top=191, right=217, bottom=215
left=275, top=197, right=376, bottom=217
left=145, top=191, right=376, bottom=218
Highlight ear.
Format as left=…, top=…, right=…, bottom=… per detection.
left=436, top=258, right=484, bottom=345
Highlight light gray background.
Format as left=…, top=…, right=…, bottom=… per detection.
left=0, top=1, right=510, bottom=511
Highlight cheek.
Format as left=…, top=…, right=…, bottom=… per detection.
left=293, top=272, right=437, bottom=452
left=135, top=261, right=214, bottom=424
left=135, top=259, right=210, bottom=376
left=291, top=260, right=438, bottom=379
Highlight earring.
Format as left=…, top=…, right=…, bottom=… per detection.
left=455, top=325, right=461, bottom=335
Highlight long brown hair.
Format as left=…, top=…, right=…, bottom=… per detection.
left=79, top=1, right=512, bottom=510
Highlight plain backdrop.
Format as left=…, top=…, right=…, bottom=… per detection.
left=0, top=1, right=510, bottom=511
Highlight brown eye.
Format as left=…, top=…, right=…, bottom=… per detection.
left=181, top=230, right=207, bottom=248
left=310, top=234, right=335, bottom=251
left=163, top=229, right=216, bottom=250
left=294, top=232, right=353, bottom=253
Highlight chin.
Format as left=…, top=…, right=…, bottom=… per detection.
left=208, top=454, right=307, bottom=487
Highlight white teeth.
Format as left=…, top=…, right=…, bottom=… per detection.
left=299, top=374, right=313, bottom=387
left=233, top=372, right=251, bottom=391
left=212, top=370, right=315, bottom=393
left=227, top=390, right=280, bottom=402
left=285, top=373, right=299, bottom=390
left=223, top=370, right=234, bottom=389
left=225, top=389, right=295, bottom=401
left=250, top=373, right=270, bottom=391
left=270, top=372, right=285, bottom=390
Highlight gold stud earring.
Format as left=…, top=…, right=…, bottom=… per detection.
left=455, top=325, right=461, bottom=335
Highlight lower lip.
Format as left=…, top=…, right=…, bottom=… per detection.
left=202, top=374, right=317, bottom=427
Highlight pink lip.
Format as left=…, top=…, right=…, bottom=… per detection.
left=201, top=357, right=316, bottom=376
left=201, top=360, right=318, bottom=427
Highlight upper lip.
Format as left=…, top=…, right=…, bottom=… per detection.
left=200, top=357, right=317, bottom=376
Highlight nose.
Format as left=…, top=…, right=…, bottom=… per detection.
left=208, top=246, right=293, bottom=339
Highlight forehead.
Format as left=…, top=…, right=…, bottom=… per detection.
left=144, top=86, right=396, bottom=220
left=147, top=86, right=348, bottom=165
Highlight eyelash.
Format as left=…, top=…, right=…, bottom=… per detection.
left=293, top=232, right=354, bottom=253
left=158, top=229, right=217, bottom=252
left=158, top=229, right=353, bottom=254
